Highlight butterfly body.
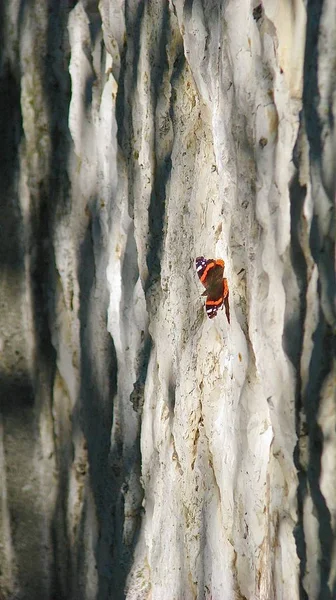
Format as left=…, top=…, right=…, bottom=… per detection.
left=195, top=256, right=230, bottom=322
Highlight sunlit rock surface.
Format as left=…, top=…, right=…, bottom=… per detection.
left=0, top=1, right=335, bottom=599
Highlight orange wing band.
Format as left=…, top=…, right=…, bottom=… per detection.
left=206, top=297, right=223, bottom=306
left=200, top=261, right=215, bottom=283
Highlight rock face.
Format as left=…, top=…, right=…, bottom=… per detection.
left=0, top=1, right=335, bottom=599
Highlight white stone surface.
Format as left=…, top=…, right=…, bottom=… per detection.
left=0, top=1, right=335, bottom=599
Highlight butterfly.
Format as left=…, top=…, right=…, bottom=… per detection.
left=195, top=256, right=230, bottom=322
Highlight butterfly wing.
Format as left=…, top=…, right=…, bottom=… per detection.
left=196, top=257, right=227, bottom=319
left=195, top=257, right=224, bottom=287
left=195, top=256, right=210, bottom=286
left=205, top=276, right=225, bottom=319
left=223, top=278, right=230, bottom=324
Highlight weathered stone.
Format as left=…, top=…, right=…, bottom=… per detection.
left=0, top=1, right=335, bottom=599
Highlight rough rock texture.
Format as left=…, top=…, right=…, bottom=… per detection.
left=0, top=1, right=335, bottom=599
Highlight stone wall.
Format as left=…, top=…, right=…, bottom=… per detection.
left=0, top=1, right=335, bottom=599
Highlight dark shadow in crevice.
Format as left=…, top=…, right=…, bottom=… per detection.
left=283, top=131, right=307, bottom=368
left=310, top=209, right=336, bottom=325
left=304, top=312, right=334, bottom=600
left=294, top=0, right=336, bottom=596
left=169, top=44, right=186, bottom=124
left=87, top=1, right=102, bottom=46
left=145, top=152, right=172, bottom=294
left=50, top=461, right=72, bottom=600
left=0, top=7, right=24, bottom=275
left=106, top=420, right=144, bottom=600
left=303, top=0, right=323, bottom=164
left=29, top=191, right=60, bottom=598
left=116, top=210, right=145, bottom=596
left=77, top=211, right=117, bottom=599
left=83, top=4, right=102, bottom=112
left=115, top=0, right=145, bottom=221
left=304, top=0, right=335, bottom=324
left=121, top=222, right=139, bottom=316
left=41, top=0, right=74, bottom=217
left=145, top=2, right=174, bottom=294
left=168, top=373, right=176, bottom=415
left=285, top=118, right=309, bottom=600
left=183, top=0, right=194, bottom=21
left=115, top=0, right=145, bottom=147
left=38, top=2, right=75, bottom=597
left=130, top=334, right=152, bottom=415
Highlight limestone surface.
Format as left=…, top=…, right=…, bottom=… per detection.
left=0, top=1, right=335, bottom=599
